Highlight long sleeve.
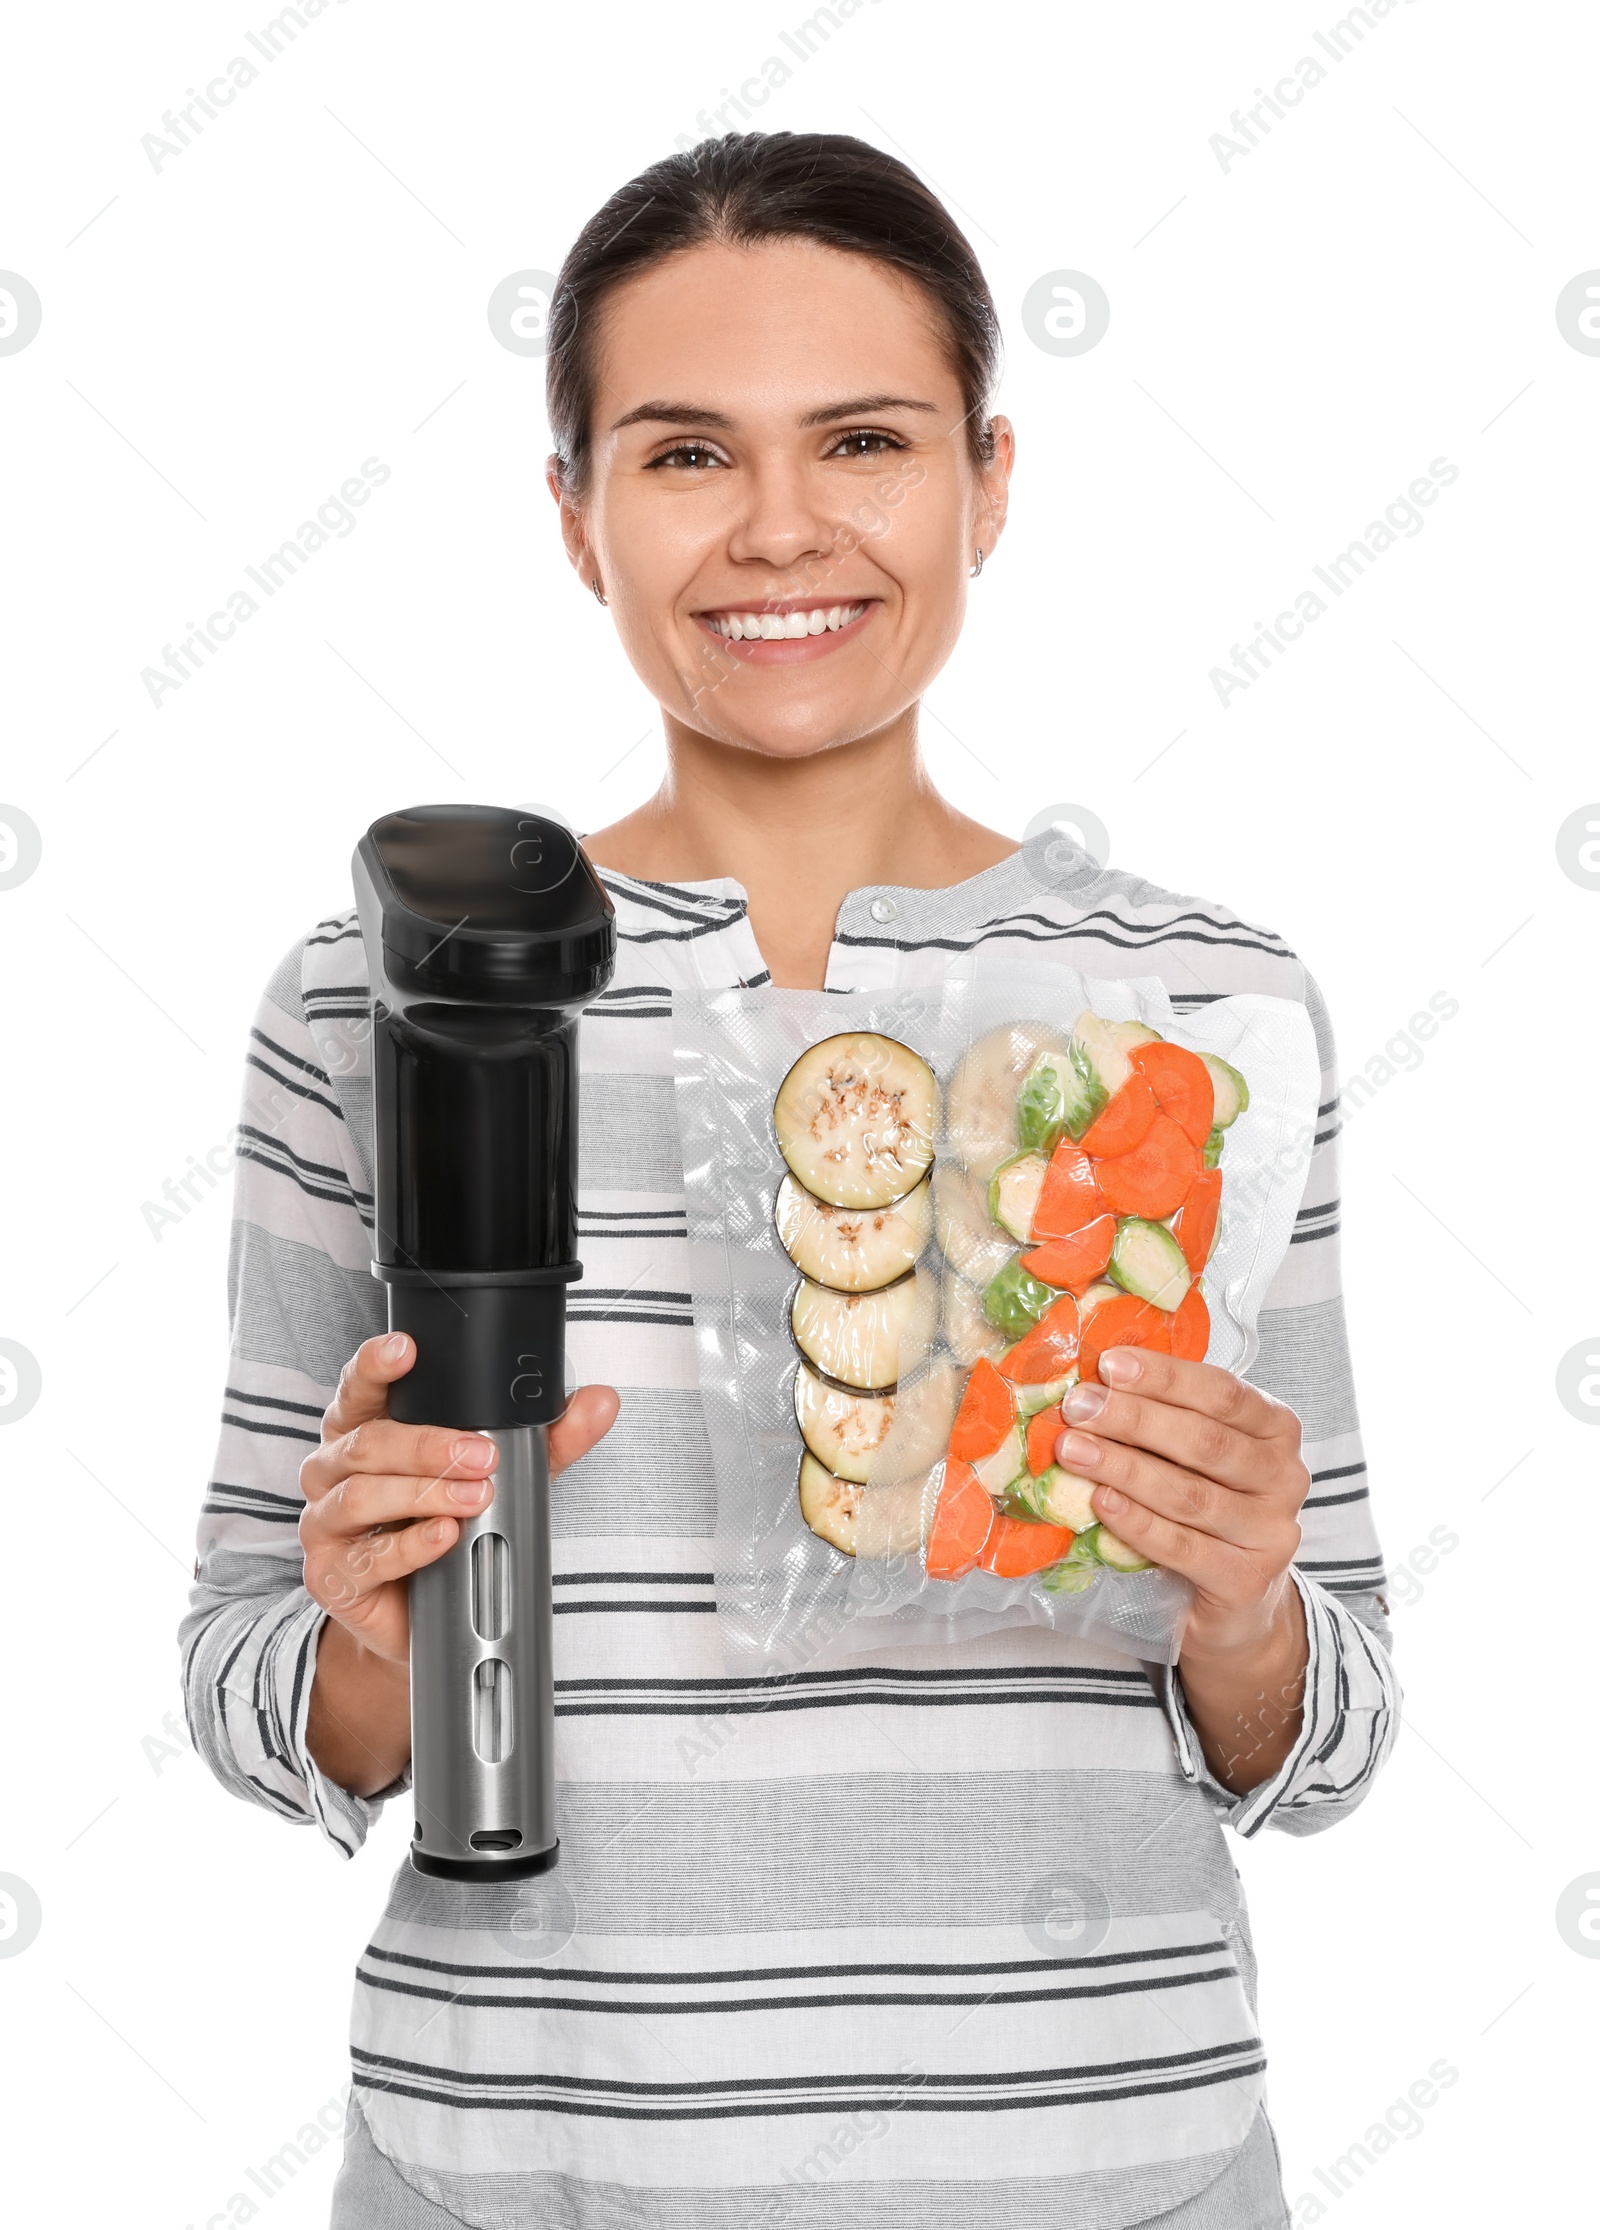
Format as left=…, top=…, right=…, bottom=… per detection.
left=177, top=916, right=389, bottom=1857
left=1159, top=963, right=1401, bottom=1835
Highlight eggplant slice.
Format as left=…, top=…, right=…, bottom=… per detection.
left=798, top=1451, right=862, bottom=1555
left=789, top=1269, right=933, bottom=1393
left=793, top=1363, right=895, bottom=1484
left=866, top=1354, right=964, bottom=1487
left=773, top=1032, right=938, bottom=1209
left=797, top=1453, right=928, bottom=1559
left=774, top=1171, right=931, bottom=1292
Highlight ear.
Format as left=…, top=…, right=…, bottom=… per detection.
left=974, top=415, right=1016, bottom=553
left=546, top=455, right=592, bottom=581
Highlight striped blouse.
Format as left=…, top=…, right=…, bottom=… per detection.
left=179, top=831, right=1398, bottom=2230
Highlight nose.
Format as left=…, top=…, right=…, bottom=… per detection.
left=722, top=451, right=839, bottom=583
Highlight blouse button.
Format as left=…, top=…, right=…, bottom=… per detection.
left=868, top=896, right=898, bottom=924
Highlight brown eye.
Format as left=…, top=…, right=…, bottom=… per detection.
left=649, top=442, right=726, bottom=472
left=829, top=429, right=905, bottom=460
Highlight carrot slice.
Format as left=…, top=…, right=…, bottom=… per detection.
left=1078, top=1292, right=1172, bottom=1386
left=1171, top=1167, right=1222, bottom=1275
left=1030, top=1139, right=1106, bottom=1243
left=1094, top=1112, right=1200, bottom=1219
left=947, top=1357, right=1016, bottom=1463
left=1128, top=1042, right=1215, bottom=1149
left=978, top=1511, right=1075, bottom=1577
left=1169, top=1285, right=1210, bottom=1362
left=1021, top=1216, right=1117, bottom=1294
left=1025, top=1403, right=1064, bottom=1476
left=926, top=1458, right=995, bottom=1579
left=1079, top=1076, right=1157, bottom=1159
left=997, top=1295, right=1080, bottom=1385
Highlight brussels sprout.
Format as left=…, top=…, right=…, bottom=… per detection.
left=981, top=1259, right=1055, bottom=1339
left=1017, top=1049, right=1103, bottom=1153
left=1200, top=1052, right=1249, bottom=1129
left=987, top=1150, right=1049, bottom=1243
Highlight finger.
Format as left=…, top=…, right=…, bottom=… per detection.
left=301, top=1417, right=498, bottom=1504
left=1057, top=1378, right=1279, bottom=1497
left=549, top=1385, right=621, bottom=1476
left=300, top=1465, right=496, bottom=1547
left=305, top=1509, right=463, bottom=1626
left=1097, top=1346, right=1298, bottom=1446
left=320, top=1332, right=416, bottom=1442
left=1055, top=1425, right=1297, bottom=1565
left=1084, top=1477, right=1295, bottom=1605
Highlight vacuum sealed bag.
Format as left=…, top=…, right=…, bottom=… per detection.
left=674, top=952, right=1320, bottom=1674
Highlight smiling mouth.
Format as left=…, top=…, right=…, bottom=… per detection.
left=700, top=599, right=872, bottom=641
left=693, top=596, right=879, bottom=663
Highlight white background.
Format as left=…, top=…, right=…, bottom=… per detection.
left=1, top=1, right=1595, bottom=2222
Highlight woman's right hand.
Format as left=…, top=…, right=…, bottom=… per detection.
left=299, top=1330, right=619, bottom=1794
left=300, top=1331, right=503, bottom=1665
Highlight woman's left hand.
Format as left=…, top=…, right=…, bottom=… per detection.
left=1054, top=1341, right=1312, bottom=1786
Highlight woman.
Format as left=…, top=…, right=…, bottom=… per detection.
left=182, top=132, right=1397, bottom=2229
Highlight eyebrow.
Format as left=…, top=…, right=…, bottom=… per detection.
left=606, top=394, right=942, bottom=434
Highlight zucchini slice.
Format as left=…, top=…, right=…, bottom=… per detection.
left=1078, top=1279, right=1123, bottom=1316
left=1107, top=1219, right=1192, bottom=1312
left=987, top=1150, right=1049, bottom=1243
left=1199, top=1052, right=1249, bottom=1130
left=774, top=1172, right=931, bottom=1292
left=789, top=1271, right=933, bottom=1393
left=798, top=1451, right=861, bottom=1555
left=982, top=1259, right=1055, bottom=1340
left=1110, top=1019, right=1163, bottom=1054
left=773, top=1032, right=938, bottom=1209
left=947, top=1021, right=1067, bottom=1177
left=934, top=1161, right=1015, bottom=1288
left=794, top=1364, right=895, bottom=1484
left=943, top=1263, right=1008, bottom=1366
left=973, top=1421, right=1026, bottom=1501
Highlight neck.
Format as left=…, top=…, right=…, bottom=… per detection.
left=581, top=709, right=1018, bottom=988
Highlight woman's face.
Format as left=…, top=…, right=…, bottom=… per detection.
left=550, top=238, right=1013, bottom=759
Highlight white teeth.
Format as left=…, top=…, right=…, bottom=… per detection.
left=706, top=601, right=867, bottom=639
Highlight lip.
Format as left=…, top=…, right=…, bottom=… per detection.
left=693, top=597, right=881, bottom=666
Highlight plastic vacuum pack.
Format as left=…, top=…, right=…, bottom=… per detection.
left=674, top=950, right=1320, bottom=1674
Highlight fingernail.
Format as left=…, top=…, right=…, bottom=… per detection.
left=1096, top=1485, right=1127, bottom=1514
left=383, top=1333, right=409, bottom=1362
left=1057, top=1430, right=1101, bottom=1468
left=453, top=1436, right=496, bottom=1470
left=426, top=1519, right=451, bottom=1542
left=1100, top=1348, right=1142, bottom=1383
left=1062, top=1383, right=1107, bottom=1423
left=449, top=1477, right=490, bottom=1505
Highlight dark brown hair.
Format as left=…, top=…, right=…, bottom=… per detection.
left=545, top=131, right=1001, bottom=497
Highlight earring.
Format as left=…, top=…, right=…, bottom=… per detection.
left=591, top=578, right=608, bottom=606
left=970, top=547, right=985, bottom=578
